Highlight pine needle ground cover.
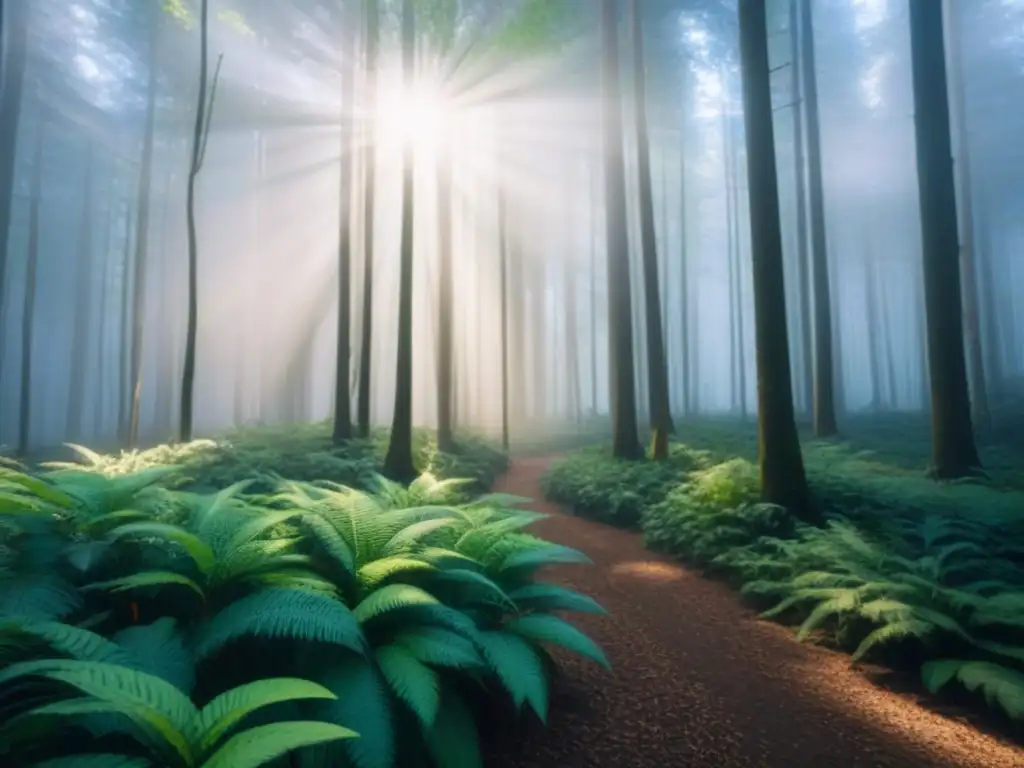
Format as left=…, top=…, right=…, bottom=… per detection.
left=0, top=443, right=609, bottom=767
left=541, top=418, right=1024, bottom=730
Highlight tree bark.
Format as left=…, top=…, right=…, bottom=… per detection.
left=943, top=0, right=989, bottom=431
left=600, top=0, right=643, bottom=460
left=799, top=0, right=837, bottom=437
left=17, top=126, right=43, bottom=456
left=790, top=0, right=813, bottom=418
left=737, top=0, right=814, bottom=521
left=908, top=0, right=981, bottom=477
left=382, top=0, right=418, bottom=482
left=67, top=141, right=95, bottom=441
left=357, top=0, right=380, bottom=439
left=128, top=15, right=160, bottom=447
left=628, top=0, right=673, bottom=450
left=435, top=145, right=455, bottom=451
left=333, top=2, right=357, bottom=444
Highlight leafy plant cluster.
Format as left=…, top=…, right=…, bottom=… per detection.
left=544, top=436, right=1024, bottom=724
left=0, top=453, right=608, bottom=767
left=540, top=443, right=708, bottom=528
left=41, top=423, right=509, bottom=499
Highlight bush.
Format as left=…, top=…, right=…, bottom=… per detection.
left=542, top=429, right=1024, bottom=724
left=540, top=444, right=707, bottom=528
left=42, top=422, right=509, bottom=499
left=0, top=455, right=607, bottom=766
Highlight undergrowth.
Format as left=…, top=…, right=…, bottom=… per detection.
left=0, top=438, right=606, bottom=767
left=542, top=421, right=1024, bottom=728
left=37, top=422, right=509, bottom=498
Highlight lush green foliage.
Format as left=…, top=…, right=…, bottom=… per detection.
left=0, top=442, right=607, bottom=766
left=542, top=421, right=1024, bottom=723
left=38, top=423, right=509, bottom=498
left=541, top=444, right=707, bottom=527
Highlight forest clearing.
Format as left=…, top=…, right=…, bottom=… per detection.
left=1, top=0, right=1023, bottom=766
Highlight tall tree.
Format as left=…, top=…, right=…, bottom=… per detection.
left=179, top=0, right=220, bottom=442
left=737, top=0, right=814, bottom=521
left=0, top=0, right=29, bottom=404
left=799, top=0, right=837, bottom=437
left=67, top=141, right=96, bottom=441
left=943, top=0, right=989, bottom=431
left=127, top=8, right=161, bottom=447
left=498, top=174, right=510, bottom=450
left=789, top=0, right=813, bottom=418
left=382, top=0, right=418, bottom=481
left=600, top=0, right=643, bottom=460
left=435, top=137, right=455, bottom=451
left=18, top=126, right=44, bottom=455
left=908, top=0, right=981, bottom=478
left=333, top=0, right=358, bottom=444
left=356, top=0, right=379, bottom=439
left=628, top=0, right=673, bottom=455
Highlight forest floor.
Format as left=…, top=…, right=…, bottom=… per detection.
left=482, top=456, right=1024, bottom=768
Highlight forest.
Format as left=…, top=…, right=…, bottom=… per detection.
left=0, top=0, right=1023, bottom=766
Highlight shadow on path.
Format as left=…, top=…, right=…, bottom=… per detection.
left=483, top=457, right=1024, bottom=768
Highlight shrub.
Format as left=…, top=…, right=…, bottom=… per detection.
left=0, top=457, right=607, bottom=767
left=541, top=444, right=706, bottom=528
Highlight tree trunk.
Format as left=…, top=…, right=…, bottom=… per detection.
left=600, top=0, right=643, bottom=460
left=799, top=0, right=837, bottom=437
left=180, top=0, right=213, bottom=443
left=629, top=0, right=673, bottom=451
left=943, top=0, right=988, bottom=431
left=435, top=145, right=455, bottom=451
left=678, top=111, right=691, bottom=417
left=333, top=3, right=357, bottom=444
left=722, top=98, right=740, bottom=413
left=498, top=175, right=510, bottom=449
left=67, top=141, right=95, bottom=441
left=590, top=161, right=599, bottom=415
left=128, top=17, right=160, bottom=447
left=382, top=0, right=418, bottom=482
left=18, top=127, right=43, bottom=456
left=864, top=239, right=882, bottom=410
left=737, top=0, right=814, bottom=521
left=0, top=1, right=29, bottom=406
left=908, top=0, right=981, bottom=477
left=356, top=0, right=379, bottom=439
left=790, top=0, right=813, bottom=418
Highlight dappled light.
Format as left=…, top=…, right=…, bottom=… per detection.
left=610, top=559, right=687, bottom=584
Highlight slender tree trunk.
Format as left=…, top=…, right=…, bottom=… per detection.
left=383, top=0, right=417, bottom=481
left=908, top=0, right=981, bottom=477
left=435, top=145, right=455, bottom=451
left=799, top=0, right=837, bottom=437
left=731, top=119, right=748, bottom=420
left=96, top=202, right=116, bottom=436
left=118, top=207, right=134, bottom=439
left=629, top=0, right=673, bottom=452
left=67, top=141, right=95, bottom=441
left=879, top=262, right=899, bottom=407
left=722, top=99, right=740, bottom=413
left=332, top=5, right=357, bottom=444
left=790, top=0, right=813, bottom=418
left=498, top=174, right=510, bottom=449
left=678, top=114, right=691, bottom=417
left=0, top=1, right=29, bottom=408
left=943, top=0, right=988, bottom=430
left=590, top=162, right=599, bottom=415
left=864, top=240, right=882, bottom=410
left=601, top=0, right=642, bottom=460
left=180, top=0, right=211, bottom=442
left=356, top=0, right=379, bottom=439
left=128, top=18, right=160, bottom=447
left=18, top=127, right=43, bottom=456
left=737, top=0, right=814, bottom=521
left=564, top=230, right=582, bottom=424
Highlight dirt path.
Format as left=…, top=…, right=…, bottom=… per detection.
left=483, top=457, right=1024, bottom=768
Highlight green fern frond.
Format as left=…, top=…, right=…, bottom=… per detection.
left=353, top=584, right=440, bottom=624
left=201, top=721, right=358, bottom=768
left=477, top=630, right=548, bottom=721
left=424, top=689, right=481, bottom=768
left=498, top=545, right=591, bottom=575
left=374, top=644, right=440, bottom=727
left=108, top=522, right=216, bottom=575
left=31, top=755, right=151, bottom=767
left=194, top=589, right=365, bottom=661
left=357, top=557, right=436, bottom=591
left=505, top=615, right=610, bottom=669
left=83, top=571, right=206, bottom=601
left=508, top=584, right=607, bottom=615
left=392, top=627, right=484, bottom=670
left=196, top=678, right=339, bottom=753
left=922, top=659, right=1024, bottom=720
left=852, top=619, right=934, bottom=661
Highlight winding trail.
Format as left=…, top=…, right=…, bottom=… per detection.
left=484, top=457, right=1024, bottom=768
